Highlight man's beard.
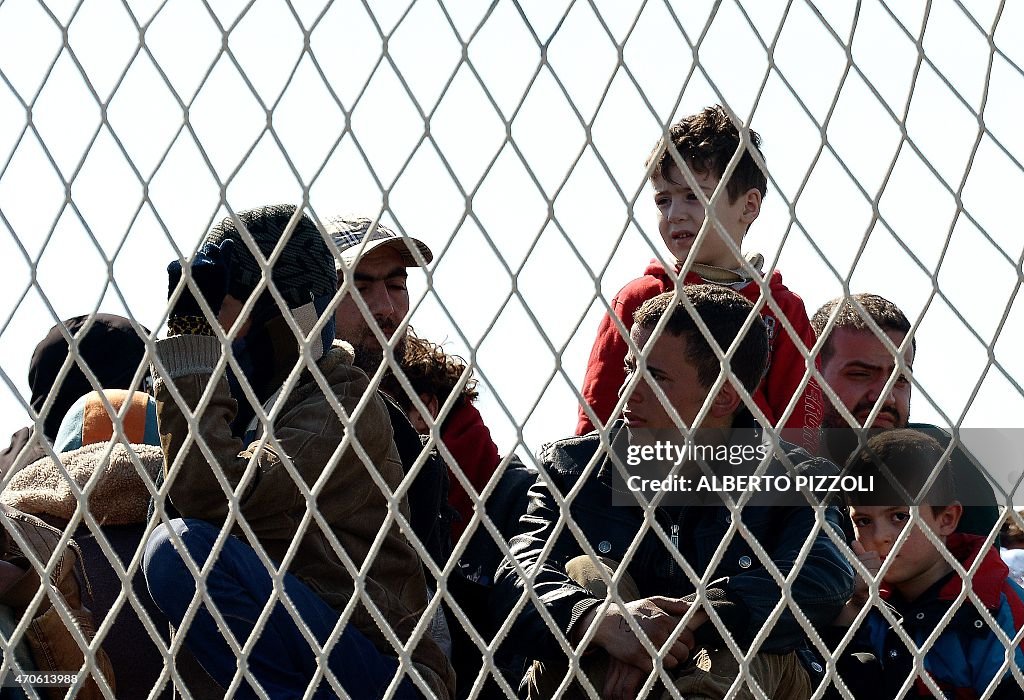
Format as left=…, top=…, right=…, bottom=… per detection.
left=821, top=400, right=906, bottom=430
left=821, top=400, right=907, bottom=466
left=351, top=333, right=406, bottom=377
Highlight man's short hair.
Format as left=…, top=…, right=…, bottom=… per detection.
left=647, top=105, right=768, bottom=202
left=845, top=430, right=956, bottom=512
left=811, top=293, right=916, bottom=363
left=632, top=285, right=769, bottom=394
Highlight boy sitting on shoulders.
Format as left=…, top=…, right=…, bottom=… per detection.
left=577, top=105, right=821, bottom=451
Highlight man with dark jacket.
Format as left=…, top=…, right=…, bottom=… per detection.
left=810, top=293, right=999, bottom=537
left=494, top=285, right=854, bottom=699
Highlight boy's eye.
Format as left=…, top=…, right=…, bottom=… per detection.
left=891, top=511, right=911, bottom=524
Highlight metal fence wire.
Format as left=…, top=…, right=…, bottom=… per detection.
left=1, top=0, right=1023, bottom=698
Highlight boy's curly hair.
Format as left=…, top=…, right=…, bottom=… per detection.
left=648, top=105, right=768, bottom=202
left=381, top=329, right=478, bottom=413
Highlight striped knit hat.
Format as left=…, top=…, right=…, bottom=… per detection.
left=203, top=205, right=337, bottom=308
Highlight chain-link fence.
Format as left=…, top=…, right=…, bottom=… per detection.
left=1, top=0, right=1023, bottom=698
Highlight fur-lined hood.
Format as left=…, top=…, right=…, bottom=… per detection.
left=1, top=442, right=162, bottom=526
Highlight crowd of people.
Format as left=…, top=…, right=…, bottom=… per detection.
left=0, top=106, right=1021, bottom=699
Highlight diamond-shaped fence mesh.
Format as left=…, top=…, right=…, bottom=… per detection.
left=0, top=0, right=1023, bottom=698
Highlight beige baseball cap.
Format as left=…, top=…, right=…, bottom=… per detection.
left=325, top=216, right=433, bottom=269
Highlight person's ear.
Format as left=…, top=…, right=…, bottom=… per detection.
left=407, top=408, right=429, bottom=433
left=741, top=188, right=762, bottom=226
left=710, top=381, right=743, bottom=419
left=419, top=392, right=439, bottom=420
left=936, top=502, right=963, bottom=536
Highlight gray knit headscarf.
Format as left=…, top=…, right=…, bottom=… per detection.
left=203, top=204, right=337, bottom=309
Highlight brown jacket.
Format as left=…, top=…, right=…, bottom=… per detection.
left=153, top=335, right=455, bottom=699
left=0, top=504, right=115, bottom=699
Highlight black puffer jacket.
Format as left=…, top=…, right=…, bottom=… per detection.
left=492, top=420, right=855, bottom=665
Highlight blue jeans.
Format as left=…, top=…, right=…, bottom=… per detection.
left=144, top=518, right=422, bottom=699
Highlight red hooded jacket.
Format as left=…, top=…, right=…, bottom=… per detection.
left=576, top=260, right=823, bottom=451
left=441, top=400, right=501, bottom=540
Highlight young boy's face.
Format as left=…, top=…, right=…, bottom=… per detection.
left=652, top=161, right=761, bottom=269
left=850, top=504, right=961, bottom=601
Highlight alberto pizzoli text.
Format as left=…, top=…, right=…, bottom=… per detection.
left=626, top=473, right=875, bottom=494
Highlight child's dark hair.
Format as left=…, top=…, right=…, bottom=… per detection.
left=845, top=429, right=957, bottom=515
left=647, top=105, right=768, bottom=202
left=380, top=329, right=478, bottom=414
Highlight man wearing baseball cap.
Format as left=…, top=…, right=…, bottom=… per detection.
left=325, top=217, right=456, bottom=569
left=328, top=217, right=508, bottom=691
left=326, top=216, right=433, bottom=376
left=143, top=205, right=454, bottom=699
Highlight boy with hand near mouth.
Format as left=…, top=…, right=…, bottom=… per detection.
left=835, top=430, right=1024, bottom=698
left=577, top=105, right=822, bottom=450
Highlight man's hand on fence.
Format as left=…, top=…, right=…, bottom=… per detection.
left=167, top=238, right=235, bottom=322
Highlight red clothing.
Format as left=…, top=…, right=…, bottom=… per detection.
left=576, top=260, right=823, bottom=451
left=441, top=400, right=501, bottom=540
left=868, top=533, right=1024, bottom=697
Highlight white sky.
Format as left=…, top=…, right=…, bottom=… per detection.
left=1, top=0, right=1022, bottom=465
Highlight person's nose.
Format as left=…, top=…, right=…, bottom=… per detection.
left=866, top=376, right=900, bottom=414
left=362, top=283, right=397, bottom=322
left=668, top=196, right=690, bottom=223
left=874, top=524, right=897, bottom=556
left=619, top=371, right=649, bottom=405
left=865, top=376, right=887, bottom=404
